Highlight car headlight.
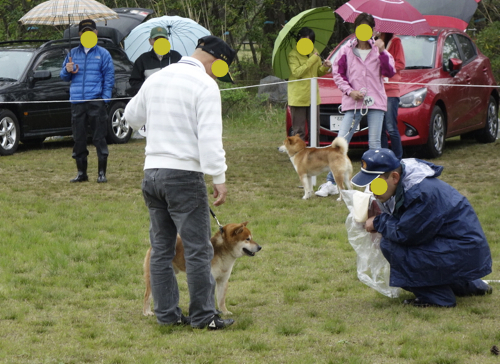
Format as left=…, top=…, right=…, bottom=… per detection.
left=399, top=88, right=427, bottom=108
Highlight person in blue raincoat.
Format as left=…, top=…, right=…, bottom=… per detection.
left=353, top=148, right=492, bottom=307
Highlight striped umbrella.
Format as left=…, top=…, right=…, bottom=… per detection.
left=19, top=0, right=118, bottom=74
left=18, top=0, right=118, bottom=26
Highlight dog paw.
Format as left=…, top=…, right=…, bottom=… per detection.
left=222, top=310, right=233, bottom=315
left=143, top=310, right=155, bottom=317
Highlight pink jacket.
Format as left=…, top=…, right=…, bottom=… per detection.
left=332, top=38, right=396, bottom=112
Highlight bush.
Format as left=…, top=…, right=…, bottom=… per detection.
left=474, top=21, right=500, bottom=83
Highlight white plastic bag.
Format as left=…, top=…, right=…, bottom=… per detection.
left=341, top=190, right=401, bottom=298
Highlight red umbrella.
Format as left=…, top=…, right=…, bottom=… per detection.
left=335, top=0, right=431, bottom=35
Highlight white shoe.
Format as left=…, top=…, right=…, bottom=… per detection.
left=315, top=181, right=339, bottom=197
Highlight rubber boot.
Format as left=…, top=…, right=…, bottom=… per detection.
left=70, top=159, right=88, bottom=183
left=97, top=158, right=107, bottom=183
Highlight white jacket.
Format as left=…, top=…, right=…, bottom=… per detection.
left=124, top=57, right=227, bottom=184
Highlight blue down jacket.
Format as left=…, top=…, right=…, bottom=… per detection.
left=60, top=45, right=114, bottom=103
left=373, top=159, right=492, bottom=288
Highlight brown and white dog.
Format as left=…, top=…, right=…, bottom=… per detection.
left=279, top=135, right=353, bottom=200
left=143, top=222, right=261, bottom=316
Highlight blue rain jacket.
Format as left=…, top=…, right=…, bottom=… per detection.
left=373, top=159, right=492, bottom=288
left=60, top=45, right=114, bottom=104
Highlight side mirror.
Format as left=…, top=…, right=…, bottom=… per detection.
left=447, top=58, right=462, bottom=77
left=33, top=70, right=51, bottom=81
left=28, top=70, right=51, bottom=88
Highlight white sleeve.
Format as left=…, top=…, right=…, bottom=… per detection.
left=196, top=85, right=227, bottom=184
left=124, top=87, right=147, bottom=131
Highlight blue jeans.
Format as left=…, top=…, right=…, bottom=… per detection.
left=141, top=168, right=217, bottom=326
left=381, top=97, right=403, bottom=159
left=327, top=109, right=385, bottom=183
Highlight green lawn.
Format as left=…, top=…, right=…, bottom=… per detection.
left=0, top=106, right=499, bottom=364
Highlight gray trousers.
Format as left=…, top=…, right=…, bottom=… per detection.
left=141, top=168, right=217, bottom=326
left=290, top=105, right=320, bottom=145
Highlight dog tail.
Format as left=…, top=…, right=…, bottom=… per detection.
left=331, top=137, right=349, bottom=155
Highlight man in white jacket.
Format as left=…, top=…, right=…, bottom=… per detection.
left=124, top=36, right=236, bottom=330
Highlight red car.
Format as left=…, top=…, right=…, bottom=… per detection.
left=286, top=27, right=499, bottom=158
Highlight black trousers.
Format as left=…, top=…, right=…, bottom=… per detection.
left=71, top=101, right=109, bottom=161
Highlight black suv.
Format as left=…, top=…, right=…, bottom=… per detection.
left=0, top=33, right=134, bottom=155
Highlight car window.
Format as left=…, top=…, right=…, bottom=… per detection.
left=107, top=48, right=133, bottom=73
left=400, top=35, right=436, bottom=69
left=33, top=49, right=67, bottom=80
left=327, top=38, right=350, bottom=63
left=456, top=34, right=477, bottom=63
left=0, top=50, right=33, bottom=81
left=442, top=35, right=461, bottom=72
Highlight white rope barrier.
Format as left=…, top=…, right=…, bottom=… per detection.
left=2, top=76, right=498, bottom=104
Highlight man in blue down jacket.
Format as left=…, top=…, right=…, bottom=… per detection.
left=60, top=19, right=114, bottom=183
left=354, top=148, right=492, bottom=307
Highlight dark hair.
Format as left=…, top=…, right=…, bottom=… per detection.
left=380, top=33, right=394, bottom=48
left=354, top=13, right=375, bottom=29
left=381, top=165, right=402, bottom=179
left=296, top=27, right=315, bottom=45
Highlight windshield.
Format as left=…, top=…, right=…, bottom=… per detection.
left=0, top=50, right=34, bottom=81
left=400, top=35, right=437, bottom=69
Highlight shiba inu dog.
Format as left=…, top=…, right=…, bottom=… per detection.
left=279, top=135, right=353, bottom=200
left=143, top=222, right=261, bottom=316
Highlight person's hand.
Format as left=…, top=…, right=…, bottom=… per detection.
left=364, top=216, right=377, bottom=233
left=349, top=90, right=365, bottom=101
left=65, top=60, right=74, bottom=73
left=323, top=59, right=332, bottom=68
left=375, top=38, right=385, bottom=53
left=213, top=183, right=227, bottom=206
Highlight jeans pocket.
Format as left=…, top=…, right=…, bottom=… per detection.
left=165, top=180, right=200, bottom=213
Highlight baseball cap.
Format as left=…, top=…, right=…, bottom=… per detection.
left=351, top=148, right=401, bottom=187
left=78, top=19, right=96, bottom=32
left=196, top=36, right=236, bottom=83
left=150, top=27, right=169, bottom=39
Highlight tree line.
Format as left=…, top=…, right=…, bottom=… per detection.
left=2, top=0, right=500, bottom=82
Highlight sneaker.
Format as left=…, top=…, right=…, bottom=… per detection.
left=315, top=181, right=339, bottom=197
left=159, top=314, right=191, bottom=326
left=194, top=314, right=234, bottom=330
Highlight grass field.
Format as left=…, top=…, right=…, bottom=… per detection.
left=1, top=106, right=499, bottom=364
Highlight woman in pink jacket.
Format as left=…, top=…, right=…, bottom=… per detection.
left=316, top=13, right=396, bottom=197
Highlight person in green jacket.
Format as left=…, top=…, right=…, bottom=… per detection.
left=288, top=27, right=331, bottom=143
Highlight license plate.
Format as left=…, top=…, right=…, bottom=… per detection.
left=329, top=114, right=359, bottom=132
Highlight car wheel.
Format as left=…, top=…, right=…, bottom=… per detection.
left=424, top=106, right=445, bottom=158
left=0, top=109, right=20, bottom=156
left=475, top=95, right=498, bottom=143
left=106, top=102, right=132, bottom=144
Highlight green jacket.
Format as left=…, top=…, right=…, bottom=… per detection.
left=287, top=47, right=330, bottom=107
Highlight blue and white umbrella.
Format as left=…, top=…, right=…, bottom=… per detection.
left=124, top=15, right=211, bottom=62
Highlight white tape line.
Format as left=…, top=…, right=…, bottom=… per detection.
left=1, top=77, right=498, bottom=103
left=483, top=280, right=500, bottom=283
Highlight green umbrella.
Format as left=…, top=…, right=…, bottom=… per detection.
left=272, top=7, right=336, bottom=80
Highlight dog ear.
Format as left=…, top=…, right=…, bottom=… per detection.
left=242, top=221, right=248, bottom=226
left=233, top=223, right=245, bottom=235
